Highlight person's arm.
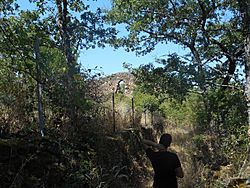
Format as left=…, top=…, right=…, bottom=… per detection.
left=175, top=167, right=184, bottom=178
left=142, top=139, right=165, bottom=150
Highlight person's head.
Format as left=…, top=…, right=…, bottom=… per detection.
left=159, top=133, right=172, bottom=148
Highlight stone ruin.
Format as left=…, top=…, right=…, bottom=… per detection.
left=100, top=72, right=135, bottom=95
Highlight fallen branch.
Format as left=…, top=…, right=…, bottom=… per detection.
left=9, top=153, right=36, bottom=188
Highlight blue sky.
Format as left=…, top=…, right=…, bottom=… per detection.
left=81, top=43, right=185, bottom=75
left=17, top=0, right=186, bottom=75
left=81, top=0, right=186, bottom=75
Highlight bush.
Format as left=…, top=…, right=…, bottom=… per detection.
left=159, top=93, right=202, bottom=127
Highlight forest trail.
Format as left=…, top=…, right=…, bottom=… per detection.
left=91, top=99, right=250, bottom=188
left=165, top=125, right=195, bottom=188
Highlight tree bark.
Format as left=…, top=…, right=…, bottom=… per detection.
left=246, top=38, right=250, bottom=134
left=56, top=0, right=77, bottom=126
left=34, top=38, right=45, bottom=137
left=239, top=0, right=250, bottom=177
left=238, top=0, right=250, bottom=131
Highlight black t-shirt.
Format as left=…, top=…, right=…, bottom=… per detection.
left=146, top=148, right=181, bottom=188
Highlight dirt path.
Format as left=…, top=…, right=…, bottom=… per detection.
left=166, top=125, right=196, bottom=188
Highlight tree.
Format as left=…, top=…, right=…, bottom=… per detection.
left=130, top=53, right=196, bottom=101
left=0, top=9, right=52, bottom=135
left=0, top=0, right=116, bottom=132
left=107, top=0, right=244, bottom=91
left=37, top=0, right=116, bottom=126
left=107, top=0, right=249, bottom=126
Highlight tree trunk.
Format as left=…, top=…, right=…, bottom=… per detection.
left=239, top=0, right=250, bottom=128
left=239, top=0, right=250, bottom=177
left=56, top=0, right=77, bottom=126
left=246, top=38, right=250, bottom=134
left=244, top=2, right=250, bottom=132
left=34, top=38, right=45, bottom=137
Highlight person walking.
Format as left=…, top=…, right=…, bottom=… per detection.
left=143, top=133, right=184, bottom=188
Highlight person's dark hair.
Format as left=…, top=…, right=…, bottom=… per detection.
left=159, top=133, right=172, bottom=147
